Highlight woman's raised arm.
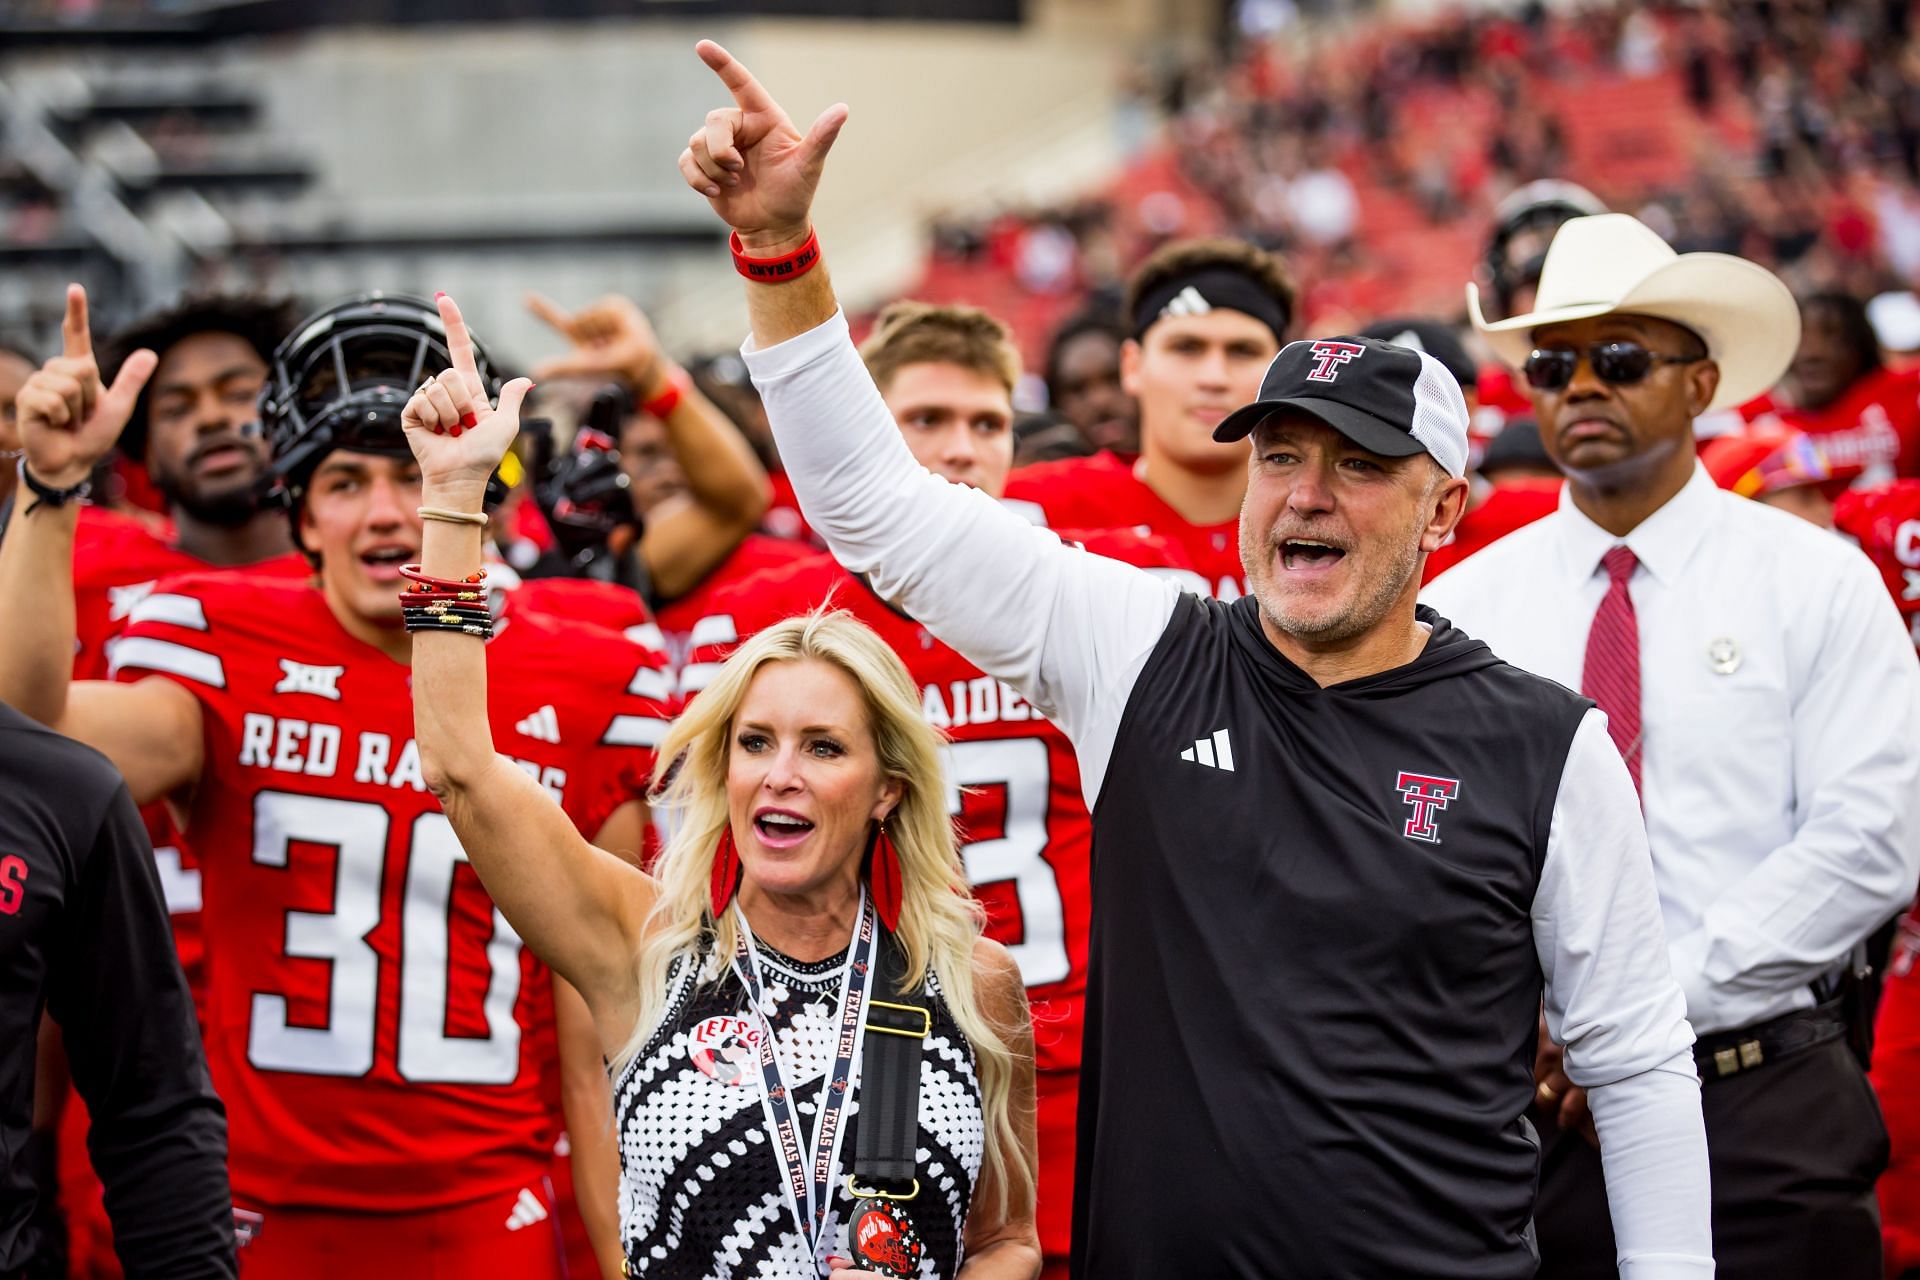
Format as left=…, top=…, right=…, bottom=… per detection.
left=403, top=294, right=655, bottom=1028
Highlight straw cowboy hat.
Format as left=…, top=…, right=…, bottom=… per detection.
left=1468, top=213, right=1799, bottom=412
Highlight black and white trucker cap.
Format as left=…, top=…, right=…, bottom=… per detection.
left=1211, top=336, right=1471, bottom=478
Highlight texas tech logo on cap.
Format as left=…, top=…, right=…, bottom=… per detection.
left=1306, top=341, right=1366, bottom=383
left=1396, top=771, right=1461, bottom=843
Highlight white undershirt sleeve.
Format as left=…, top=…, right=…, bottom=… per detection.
left=742, top=310, right=1181, bottom=800
left=1535, top=709, right=1712, bottom=1276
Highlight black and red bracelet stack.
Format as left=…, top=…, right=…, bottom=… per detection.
left=398, top=565, right=495, bottom=639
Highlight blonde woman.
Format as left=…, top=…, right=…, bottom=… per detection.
left=398, top=294, right=1039, bottom=1280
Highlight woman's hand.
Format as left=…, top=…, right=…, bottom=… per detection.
left=824, top=1255, right=888, bottom=1279
left=400, top=293, right=532, bottom=506
left=680, top=39, right=847, bottom=255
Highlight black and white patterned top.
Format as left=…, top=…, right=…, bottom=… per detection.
left=613, top=934, right=985, bottom=1278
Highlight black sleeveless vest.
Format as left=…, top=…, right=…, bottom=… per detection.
left=1070, top=596, right=1591, bottom=1279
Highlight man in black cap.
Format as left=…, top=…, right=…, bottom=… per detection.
left=680, top=43, right=1712, bottom=1277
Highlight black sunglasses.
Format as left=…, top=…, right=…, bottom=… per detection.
left=1523, top=342, right=1706, bottom=392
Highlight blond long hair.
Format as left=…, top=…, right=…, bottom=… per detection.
left=619, top=610, right=1034, bottom=1217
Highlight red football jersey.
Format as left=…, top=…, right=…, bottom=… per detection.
left=111, top=574, right=671, bottom=1211
left=1004, top=453, right=1246, bottom=599
left=72, top=512, right=309, bottom=989
left=1742, top=365, right=1920, bottom=487
left=653, top=532, right=818, bottom=643
left=1836, top=480, right=1920, bottom=656
left=687, top=530, right=1189, bottom=1072
left=1422, top=477, right=1564, bottom=583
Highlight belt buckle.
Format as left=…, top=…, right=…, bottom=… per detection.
left=1712, top=1046, right=1739, bottom=1078
left=1738, top=1038, right=1764, bottom=1070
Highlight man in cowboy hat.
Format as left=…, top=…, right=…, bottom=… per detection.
left=1427, top=213, right=1920, bottom=1278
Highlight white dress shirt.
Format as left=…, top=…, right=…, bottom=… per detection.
left=744, top=309, right=1712, bottom=1276
left=1425, top=465, right=1920, bottom=1036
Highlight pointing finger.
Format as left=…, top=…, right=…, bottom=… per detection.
left=696, top=40, right=777, bottom=115
left=61, top=284, right=92, bottom=361
left=436, top=293, right=482, bottom=386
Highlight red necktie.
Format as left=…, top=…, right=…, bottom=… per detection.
left=1582, top=545, right=1643, bottom=794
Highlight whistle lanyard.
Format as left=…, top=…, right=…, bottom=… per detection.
left=730, top=891, right=879, bottom=1256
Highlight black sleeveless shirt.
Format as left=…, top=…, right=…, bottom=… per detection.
left=1070, top=597, right=1591, bottom=1278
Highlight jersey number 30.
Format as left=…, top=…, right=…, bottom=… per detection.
left=247, top=791, right=525, bottom=1085
left=943, top=738, right=1068, bottom=987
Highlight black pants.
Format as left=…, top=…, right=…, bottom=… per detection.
left=1535, top=1039, right=1889, bottom=1278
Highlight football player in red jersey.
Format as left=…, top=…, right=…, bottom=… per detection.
left=1742, top=292, right=1920, bottom=487
left=1838, top=478, right=1920, bottom=1271
left=1004, top=239, right=1292, bottom=599
left=32, top=295, right=310, bottom=1280
left=0, top=287, right=671, bottom=1279
left=684, top=300, right=1194, bottom=1280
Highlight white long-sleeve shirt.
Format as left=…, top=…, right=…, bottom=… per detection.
left=1425, top=465, right=1920, bottom=1036
left=745, top=308, right=1712, bottom=1275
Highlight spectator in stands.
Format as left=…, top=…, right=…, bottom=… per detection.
left=1005, top=238, right=1292, bottom=598
left=0, top=337, right=35, bottom=512
left=522, top=292, right=784, bottom=634
left=1701, top=427, right=1835, bottom=528
left=1429, top=212, right=1920, bottom=1279
left=1043, top=312, right=1136, bottom=457
left=1746, top=292, right=1920, bottom=487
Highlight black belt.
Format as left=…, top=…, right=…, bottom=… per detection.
left=1693, top=999, right=1846, bottom=1084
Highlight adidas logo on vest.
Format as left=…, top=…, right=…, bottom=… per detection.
left=1178, top=728, right=1235, bottom=771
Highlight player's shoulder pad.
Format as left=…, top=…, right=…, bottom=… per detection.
left=110, top=570, right=305, bottom=689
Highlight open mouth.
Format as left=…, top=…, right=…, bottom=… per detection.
left=754, top=809, right=816, bottom=847
left=1281, top=538, right=1348, bottom=572
left=358, top=546, right=414, bottom=579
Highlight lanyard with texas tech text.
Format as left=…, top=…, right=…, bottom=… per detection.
left=729, top=890, right=878, bottom=1259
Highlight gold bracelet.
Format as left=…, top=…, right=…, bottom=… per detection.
left=417, top=506, right=488, bottom=527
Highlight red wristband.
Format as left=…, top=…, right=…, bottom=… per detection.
left=640, top=369, right=686, bottom=420
left=730, top=228, right=820, bottom=283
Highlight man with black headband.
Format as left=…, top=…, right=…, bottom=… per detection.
left=680, top=43, right=1709, bottom=1276
left=1006, top=238, right=1290, bottom=599
left=0, top=285, right=674, bottom=1280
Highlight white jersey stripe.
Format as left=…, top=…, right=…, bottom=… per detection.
left=127, top=592, right=210, bottom=631
left=627, top=667, right=672, bottom=702
left=109, top=636, right=227, bottom=688
left=603, top=715, right=670, bottom=748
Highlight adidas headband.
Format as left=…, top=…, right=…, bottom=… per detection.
left=1130, top=268, right=1290, bottom=344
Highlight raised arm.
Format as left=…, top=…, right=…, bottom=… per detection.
left=0, top=285, right=202, bottom=802
left=679, top=42, right=1178, bottom=796
left=527, top=292, right=770, bottom=599
left=403, top=295, right=653, bottom=1034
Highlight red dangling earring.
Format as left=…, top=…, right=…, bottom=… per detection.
left=709, top=823, right=742, bottom=918
left=871, top=818, right=904, bottom=932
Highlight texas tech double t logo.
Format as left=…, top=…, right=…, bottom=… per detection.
left=1306, top=341, right=1366, bottom=382
left=1395, top=772, right=1461, bottom=843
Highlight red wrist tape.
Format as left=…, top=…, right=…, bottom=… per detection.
left=730, top=228, right=820, bottom=283
left=641, top=370, right=686, bottom=420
